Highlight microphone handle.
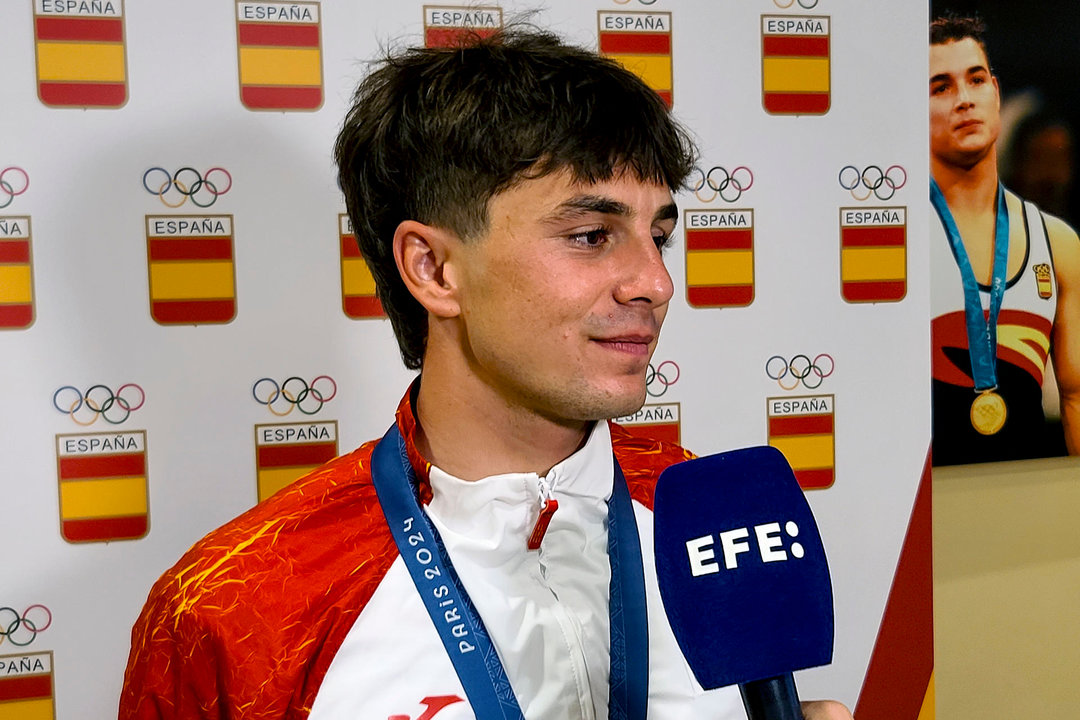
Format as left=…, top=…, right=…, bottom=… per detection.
left=738, top=673, right=804, bottom=720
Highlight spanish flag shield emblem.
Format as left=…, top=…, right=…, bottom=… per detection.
left=767, top=395, right=835, bottom=490
left=685, top=209, right=754, bottom=308
left=146, top=215, right=237, bottom=325
left=33, top=0, right=127, bottom=108
left=235, top=1, right=323, bottom=110
left=56, top=431, right=149, bottom=543
left=0, top=216, right=34, bottom=330
left=255, top=421, right=338, bottom=502
left=761, top=15, right=830, bottom=115
left=840, top=206, right=907, bottom=303
left=0, top=651, right=54, bottom=720
left=614, top=403, right=681, bottom=445
left=1032, top=263, right=1053, bottom=299
left=424, top=6, right=502, bottom=47
left=598, top=11, right=673, bottom=107
left=339, top=214, right=383, bottom=319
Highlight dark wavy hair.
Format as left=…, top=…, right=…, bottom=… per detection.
left=334, top=28, right=697, bottom=369
left=930, top=13, right=990, bottom=66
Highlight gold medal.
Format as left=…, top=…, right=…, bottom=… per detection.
left=970, top=391, right=1007, bottom=435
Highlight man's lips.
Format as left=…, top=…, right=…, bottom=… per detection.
left=592, top=334, right=656, bottom=355
left=954, top=118, right=983, bottom=131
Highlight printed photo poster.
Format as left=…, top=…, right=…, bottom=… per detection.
left=0, top=2, right=929, bottom=717
left=929, top=0, right=1080, bottom=466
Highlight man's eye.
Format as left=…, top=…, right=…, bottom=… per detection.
left=653, top=232, right=674, bottom=251
left=569, top=229, right=609, bottom=247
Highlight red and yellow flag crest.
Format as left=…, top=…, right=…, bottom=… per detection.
left=761, top=15, right=829, bottom=115
left=33, top=0, right=127, bottom=108
left=599, top=11, right=673, bottom=107
left=235, top=1, right=323, bottom=110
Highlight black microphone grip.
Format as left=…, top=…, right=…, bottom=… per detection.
left=738, top=673, right=804, bottom=720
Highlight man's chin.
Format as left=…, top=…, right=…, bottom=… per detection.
left=951, top=138, right=995, bottom=165
left=542, top=376, right=650, bottom=423
left=597, top=388, right=649, bottom=421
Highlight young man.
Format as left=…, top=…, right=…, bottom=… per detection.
left=120, top=30, right=850, bottom=719
left=929, top=15, right=1080, bottom=465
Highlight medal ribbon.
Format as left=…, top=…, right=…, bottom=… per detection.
left=930, top=179, right=1009, bottom=391
left=371, top=423, right=649, bottom=720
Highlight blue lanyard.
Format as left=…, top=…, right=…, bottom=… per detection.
left=370, top=423, right=649, bottom=720
left=930, top=179, right=1010, bottom=391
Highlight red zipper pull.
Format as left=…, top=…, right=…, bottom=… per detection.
left=527, top=479, right=559, bottom=550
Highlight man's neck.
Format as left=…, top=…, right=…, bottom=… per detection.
left=931, top=149, right=999, bottom=215
left=412, top=353, right=591, bottom=482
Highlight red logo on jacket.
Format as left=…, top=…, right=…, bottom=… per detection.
left=389, top=695, right=465, bottom=720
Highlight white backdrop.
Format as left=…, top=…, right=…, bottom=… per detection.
left=0, top=1, right=930, bottom=717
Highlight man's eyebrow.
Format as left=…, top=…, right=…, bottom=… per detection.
left=655, top=202, right=678, bottom=224
left=541, top=195, right=633, bottom=224
left=931, top=64, right=989, bottom=85
left=540, top=195, right=678, bottom=225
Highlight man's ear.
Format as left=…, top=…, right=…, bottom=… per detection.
left=393, top=220, right=462, bottom=318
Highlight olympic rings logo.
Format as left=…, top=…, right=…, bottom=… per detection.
left=0, top=167, right=29, bottom=209
left=838, top=165, right=906, bottom=202
left=765, top=354, right=834, bottom=390
left=645, top=360, right=679, bottom=398
left=689, top=166, right=754, bottom=203
left=53, top=384, right=145, bottom=425
left=142, top=166, right=232, bottom=208
left=613, top=0, right=657, bottom=5
left=773, top=0, right=818, bottom=8
left=0, top=605, right=52, bottom=647
left=253, top=376, right=337, bottom=416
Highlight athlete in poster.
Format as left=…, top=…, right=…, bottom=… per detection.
left=119, top=29, right=851, bottom=720
left=930, top=14, right=1080, bottom=465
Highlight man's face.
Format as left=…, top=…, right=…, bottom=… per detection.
left=930, top=37, right=1001, bottom=169
left=452, top=169, right=677, bottom=424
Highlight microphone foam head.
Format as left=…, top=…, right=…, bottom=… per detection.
left=653, top=446, right=834, bottom=689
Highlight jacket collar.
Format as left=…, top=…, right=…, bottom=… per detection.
left=394, top=378, right=434, bottom=505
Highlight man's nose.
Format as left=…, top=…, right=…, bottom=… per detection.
left=616, top=233, right=675, bottom=307
left=956, top=82, right=974, bottom=107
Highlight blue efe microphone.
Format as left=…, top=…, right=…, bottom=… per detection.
left=653, top=446, right=834, bottom=720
